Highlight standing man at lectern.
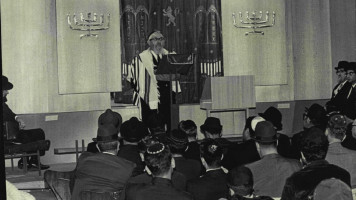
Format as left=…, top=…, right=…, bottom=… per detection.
left=127, top=31, right=180, bottom=129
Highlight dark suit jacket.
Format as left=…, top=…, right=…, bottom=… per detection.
left=281, top=160, right=351, bottom=200
left=127, top=170, right=187, bottom=191
left=2, top=102, right=17, bottom=122
left=118, top=144, right=145, bottom=177
left=277, top=132, right=301, bottom=160
left=125, top=177, right=193, bottom=200
left=71, top=152, right=136, bottom=200
left=174, top=156, right=202, bottom=181
left=187, top=169, right=229, bottom=200
left=277, top=126, right=326, bottom=160
left=184, top=141, right=200, bottom=161
left=341, top=84, right=356, bottom=119
left=222, top=140, right=260, bottom=170
left=341, top=124, right=356, bottom=150
left=2, top=102, right=46, bottom=153
left=326, top=81, right=352, bottom=113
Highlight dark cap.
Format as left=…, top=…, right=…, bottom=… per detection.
left=200, top=117, right=222, bottom=134
left=96, top=124, right=119, bottom=142
left=98, top=109, right=123, bottom=130
left=178, top=120, right=197, bottom=136
left=334, top=61, right=349, bottom=70
left=166, top=129, right=188, bottom=149
left=146, top=143, right=166, bottom=155
left=258, top=106, right=283, bottom=131
left=327, top=112, right=347, bottom=129
left=2, top=76, right=13, bottom=90
left=253, top=121, right=277, bottom=143
left=147, top=30, right=163, bottom=41
left=305, top=104, right=327, bottom=125
left=120, top=117, right=148, bottom=143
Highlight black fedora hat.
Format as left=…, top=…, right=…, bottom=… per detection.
left=258, top=107, right=283, bottom=131
left=334, top=61, right=349, bottom=70
left=2, top=76, right=13, bottom=90
left=305, top=104, right=327, bottom=125
left=200, top=117, right=222, bottom=133
left=120, top=117, right=149, bottom=143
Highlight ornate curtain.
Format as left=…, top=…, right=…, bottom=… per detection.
left=114, top=0, right=223, bottom=104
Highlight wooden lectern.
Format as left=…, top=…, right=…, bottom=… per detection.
left=156, top=54, right=194, bottom=130
left=200, top=76, right=256, bottom=119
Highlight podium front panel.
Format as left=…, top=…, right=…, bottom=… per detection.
left=201, top=76, right=256, bottom=110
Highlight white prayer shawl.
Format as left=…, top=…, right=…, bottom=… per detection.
left=127, top=48, right=181, bottom=119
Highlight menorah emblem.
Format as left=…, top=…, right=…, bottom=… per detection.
left=67, top=12, right=110, bottom=39
left=232, top=11, right=275, bottom=35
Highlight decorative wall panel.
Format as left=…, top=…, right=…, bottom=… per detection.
left=57, top=0, right=121, bottom=94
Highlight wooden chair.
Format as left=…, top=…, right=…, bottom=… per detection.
left=4, top=140, right=50, bottom=176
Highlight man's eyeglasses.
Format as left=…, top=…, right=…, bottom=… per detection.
left=150, top=37, right=165, bottom=41
left=347, top=72, right=355, bottom=76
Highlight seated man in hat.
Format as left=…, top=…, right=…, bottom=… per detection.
left=246, top=121, right=301, bottom=198
left=324, top=112, right=356, bottom=188
left=222, top=166, right=273, bottom=200
left=2, top=75, right=49, bottom=170
left=166, top=129, right=202, bottom=180
left=222, top=116, right=264, bottom=170
left=125, top=143, right=193, bottom=200
left=187, top=139, right=229, bottom=200
left=71, top=124, right=136, bottom=200
left=201, top=117, right=231, bottom=148
left=125, top=136, right=187, bottom=192
left=281, top=127, right=351, bottom=200
left=87, top=109, right=123, bottom=153
left=342, top=118, right=356, bottom=150
left=224, top=107, right=289, bottom=169
left=118, top=117, right=149, bottom=177
left=325, top=61, right=352, bottom=113
left=179, top=120, right=200, bottom=161
left=341, top=62, right=356, bottom=120
left=278, top=103, right=327, bottom=159
left=256, top=106, right=293, bottom=160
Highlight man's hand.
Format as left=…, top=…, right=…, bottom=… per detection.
left=16, top=117, right=26, bottom=129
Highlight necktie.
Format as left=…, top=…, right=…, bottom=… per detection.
left=157, top=54, right=161, bottom=63
left=334, top=83, right=344, bottom=96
